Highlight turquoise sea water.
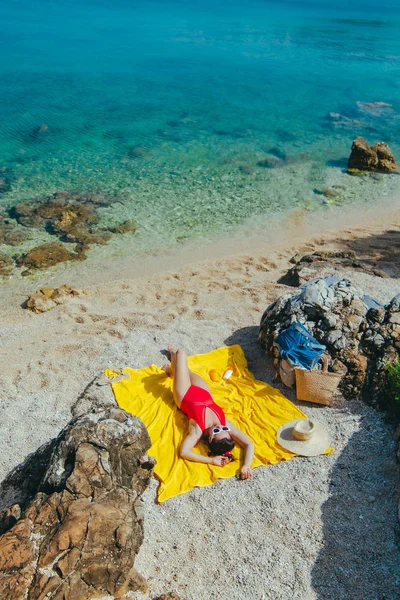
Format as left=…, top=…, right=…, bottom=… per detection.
left=1, top=0, right=400, bottom=265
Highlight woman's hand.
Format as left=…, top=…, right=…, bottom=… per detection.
left=211, top=455, right=231, bottom=466
left=240, top=466, right=252, bottom=479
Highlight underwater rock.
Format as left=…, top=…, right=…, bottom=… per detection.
left=0, top=252, right=14, bottom=276
left=0, top=166, right=14, bottom=195
left=27, top=124, right=49, bottom=141
left=356, top=101, right=393, bottom=117
left=0, top=178, right=10, bottom=194
left=25, top=284, right=84, bottom=313
left=0, top=408, right=154, bottom=600
left=156, top=128, right=181, bottom=141
left=7, top=191, right=136, bottom=273
left=155, top=594, right=181, bottom=600
left=73, top=191, right=114, bottom=207
left=238, top=165, right=256, bottom=175
left=54, top=212, right=112, bottom=244
left=267, top=147, right=286, bottom=161
left=286, top=152, right=312, bottom=164
left=321, top=188, right=336, bottom=197
left=326, top=112, right=363, bottom=129
left=52, top=204, right=97, bottom=231
left=0, top=219, right=29, bottom=246
left=257, top=156, right=284, bottom=169
left=108, top=220, right=137, bottom=234
left=347, top=137, right=397, bottom=174
left=10, top=191, right=130, bottom=249
left=16, top=242, right=86, bottom=274
left=126, top=146, right=149, bottom=159
left=102, top=129, right=127, bottom=141
left=12, top=191, right=117, bottom=229
left=14, top=197, right=97, bottom=235
left=213, top=129, right=230, bottom=136
left=275, top=128, right=296, bottom=141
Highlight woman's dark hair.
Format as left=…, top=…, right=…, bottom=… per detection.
left=208, top=436, right=235, bottom=456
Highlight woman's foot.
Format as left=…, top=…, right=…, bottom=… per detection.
left=168, top=343, right=177, bottom=361
left=162, top=344, right=177, bottom=377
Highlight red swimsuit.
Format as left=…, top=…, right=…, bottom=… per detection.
left=180, top=385, right=226, bottom=432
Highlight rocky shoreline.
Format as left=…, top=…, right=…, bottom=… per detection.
left=0, top=136, right=399, bottom=282
left=0, top=190, right=137, bottom=276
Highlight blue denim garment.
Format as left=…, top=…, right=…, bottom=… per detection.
left=275, top=322, right=326, bottom=370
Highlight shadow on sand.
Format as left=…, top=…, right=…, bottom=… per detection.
left=338, top=228, right=400, bottom=279
left=224, top=326, right=277, bottom=386
left=311, top=402, right=400, bottom=599
left=0, top=438, right=56, bottom=516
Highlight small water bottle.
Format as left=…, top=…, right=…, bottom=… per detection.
left=223, top=369, right=233, bottom=380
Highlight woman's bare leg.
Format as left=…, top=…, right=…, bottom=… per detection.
left=188, top=370, right=211, bottom=394
left=169, top=345, right=191, bottom=408
left=168, top=344, right=211, bottom=406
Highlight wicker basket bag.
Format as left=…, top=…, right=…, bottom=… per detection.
left=294, top=354, right=342, bottom=406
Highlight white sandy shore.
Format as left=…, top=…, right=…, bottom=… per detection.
left=1, top=211, right=400, bottom=599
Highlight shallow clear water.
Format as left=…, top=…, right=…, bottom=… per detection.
left=1, top=0, right=400, bottom=264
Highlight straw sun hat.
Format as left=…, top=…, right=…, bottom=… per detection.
left=277, top=418, right=330, bottom=457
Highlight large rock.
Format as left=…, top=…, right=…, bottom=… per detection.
left=278, top=250, right=389, bottom=287
left=16, top=241, right=87, bottom=274
left=6, top=191, right=137, bottom=267
left=12, top=192, right=111, bottom=245
left=348, top=136, right=397, bottom=174
left=0, top=408, right=155, bottom=600
left=259, top=278, right=400, bottom=406
left=0, top=252, right=14, bottom=276
left=25, top=284, right=85, bottom=313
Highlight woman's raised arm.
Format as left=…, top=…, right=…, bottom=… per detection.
left=226, top=420, right=254, bottom=479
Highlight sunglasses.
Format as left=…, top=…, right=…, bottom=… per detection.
left=211, top=426, right=231, bottom=437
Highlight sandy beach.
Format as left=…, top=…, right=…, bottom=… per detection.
left=1, top=210, right=400, bottom=599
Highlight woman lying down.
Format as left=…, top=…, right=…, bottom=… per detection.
left=164, top=344, right=254, bottom=480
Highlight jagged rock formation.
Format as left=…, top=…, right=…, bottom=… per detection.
left=277, top=250, right=389, bottom=287
left=0, top=408, right=155, bottom=600
left=16, top=241, right=87, bottom=274
left=0, top=191, right=137, bottom=275
left=348, top=136, right=397, bottom=174
left=259, top=278, right=400, bottom=407
left=25, top=284, right=85, bottom=313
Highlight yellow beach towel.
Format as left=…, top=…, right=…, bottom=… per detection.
left=107, top=344, right=309, bottom=502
